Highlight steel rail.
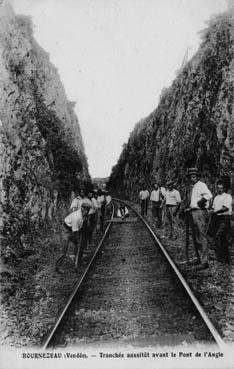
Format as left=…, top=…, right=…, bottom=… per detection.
left=42, top=202, right=115, bottom=350
left=113, top=198, right=226, bottom=350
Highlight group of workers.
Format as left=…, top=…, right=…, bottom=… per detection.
left=56, top=167, right=232, bottom=271
left=139, top=167, right=232, bottom=269
left=56, top=188, right=111, bottom=270
left=140, top=180, right=181, bottom=238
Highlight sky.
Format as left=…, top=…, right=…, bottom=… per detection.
left=11, top=0, right=227, bottom=178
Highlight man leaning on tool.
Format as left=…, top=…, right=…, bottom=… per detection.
left=186, top=168, right=212, bottom=270
left=210, top=180, right=232, bottom=264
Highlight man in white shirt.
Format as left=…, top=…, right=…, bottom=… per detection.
left=139, top=187, right=150, bottom=216
left=150, top=182, right=166, bottom=227
left=97, top=189, right=105, bottom=208
left=78, top=190, right=95, bottom=250
left=69, top=191, right=82, bottom=212
left=69, top=188, right=93, bottom=212
left=187, top=168, right=212, bottom=269
left=56, top=203, right=91, bottom=270
left=105, top=191, right=112, bottom=206
left=87, top=191, right=98, bottom=244
left=97, top=189, right=107, bottom=232
left=162, top=180, right=181, bottom=239
left=210, top=180, right=232, bottom=263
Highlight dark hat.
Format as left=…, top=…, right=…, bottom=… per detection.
left=187, top=167, right=199, bottom=176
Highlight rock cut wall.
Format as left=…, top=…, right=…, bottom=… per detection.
left=109, top=8, right=234, bottom=200
left=0, top=1, right=89, bottom=259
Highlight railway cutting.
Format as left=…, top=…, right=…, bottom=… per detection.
left=44, top=202, right=222, bottom=349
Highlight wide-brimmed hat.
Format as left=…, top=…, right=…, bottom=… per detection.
left=187, top=167, right=199, bottom=176
left=166, top=180, right=174, bottom=186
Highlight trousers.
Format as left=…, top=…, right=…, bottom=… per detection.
left=141, top=199, right=148, bottom=216
left=164, top=205, right=177, bottom=236
left=213, top=215, right=230, bottom=263
left=191, top=209, right=209, bottom=264
left=152, top=201, right=162, bottom=226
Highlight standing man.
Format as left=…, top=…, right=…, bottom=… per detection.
left=139, top=186, right=150, bottom=216
left=69, top=190, right=82, bottom=213
left=187, top=168, right=212, bottom=269
left=81, top=189, right=93, bottom=208
left=87, top=191, right=98, bottom=245
left=211, top=180, right=232, bottom=264
left=105, top=191, right=112, bottom=206
left=97, top=189, right=106, bottom=232
left=150, top=182, right=165, bottom=227
left=78, top=190, right=93, bottom=251
left=162, top=180, right=181, bottom=239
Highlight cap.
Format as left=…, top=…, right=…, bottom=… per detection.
left=187, top=168, right=199, bottom=176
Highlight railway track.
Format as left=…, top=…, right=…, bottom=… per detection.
left=43, top=199, right=225, bottom=349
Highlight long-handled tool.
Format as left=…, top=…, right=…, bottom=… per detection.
left=185, top=211, right=190, bottom=264
left=185, top=210, right=200, bottom=264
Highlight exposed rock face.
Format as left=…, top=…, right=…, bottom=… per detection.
left=109, top=9, right=234, bottom=200
left=0, top=2, right=89, bottom=259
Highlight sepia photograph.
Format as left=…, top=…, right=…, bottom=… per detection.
left=1, top=0, right=234, bottom=368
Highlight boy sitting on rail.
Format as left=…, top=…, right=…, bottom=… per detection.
left=117, top=203, right=129, bottom=221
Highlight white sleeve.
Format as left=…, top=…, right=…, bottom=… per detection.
left=223, top=194, right=232, bottom=209
left=93, top=199, right=98, bottom=209
left=70, top=198, right=78, bottom=209
left=160, top=187, right=166, bottom=197
left=201, top=183, right=212, bottom=201
left=176, top=191, right=181, bottom=203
